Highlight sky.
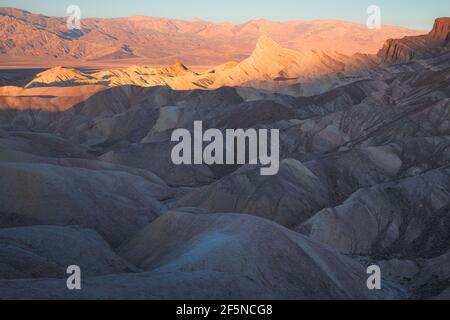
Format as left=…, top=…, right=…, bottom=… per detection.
left=1, top=0, right=449, bottom=30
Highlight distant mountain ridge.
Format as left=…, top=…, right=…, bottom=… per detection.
left=12, top=16, right=450, bottom=95
left=0, top=7, right=426, bottom=66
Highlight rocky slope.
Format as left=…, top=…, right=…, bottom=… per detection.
left=378, top=17, right=450, bottom=62
left=0, top=212, right=387, bottom=300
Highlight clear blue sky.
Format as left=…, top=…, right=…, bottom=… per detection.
left=1, top=0, right=449, bottom=30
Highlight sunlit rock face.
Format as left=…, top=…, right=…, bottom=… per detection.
left=378, top=17, right=450, bottom=62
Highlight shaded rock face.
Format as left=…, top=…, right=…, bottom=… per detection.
left=0, top=162, right=171, bottom=246
left=378, top=38, right=420, bottom=62
left=299, top=167, right=450, bottom=259
left=0, top=19, right=449, bottom=300
left=115, top=212, right=383, bottom=300
left=0, top=212, right=384, bottom=300
left=177, top=159, right=330, bottom=228
left=0, top=226, right=132, bottom=279
left=99, top=142, right=215, bottom=187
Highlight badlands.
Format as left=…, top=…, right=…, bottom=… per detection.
left=0, top=9, right=449, bottom=300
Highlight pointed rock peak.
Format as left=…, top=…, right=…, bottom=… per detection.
left=25, top=66, right=91, bottom=88
left=38, top=66, right=80, bottom=75
left=429, top=17, right=450, bottom=41
left=54, top=66, right=71, bottom=70
left=155, top=61, right=195, bottom=77
left=253, top=35, right=283, bottom=55
left=171, top=61, right=189, bottom=71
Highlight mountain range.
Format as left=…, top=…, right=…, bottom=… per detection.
left=0, top=7, right=425, bottom=66
left=1, top=17, right=448, bottom=105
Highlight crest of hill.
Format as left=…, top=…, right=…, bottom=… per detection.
left=25, top=67, right=94, bottom=88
